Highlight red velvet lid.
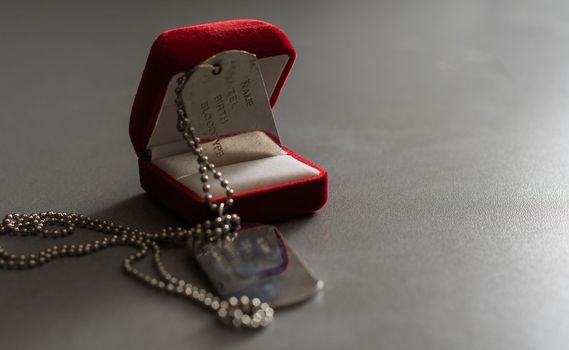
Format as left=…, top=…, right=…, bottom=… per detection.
left=130, top=19, right=297, bottom=158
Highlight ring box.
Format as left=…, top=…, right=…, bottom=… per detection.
left=129, top=19, right=328, bottom=223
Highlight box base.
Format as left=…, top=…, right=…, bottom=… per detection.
left=138, top=148, right=328, bottom=224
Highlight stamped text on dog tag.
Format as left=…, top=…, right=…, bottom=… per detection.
left=181, top=50, right=281, bottom=156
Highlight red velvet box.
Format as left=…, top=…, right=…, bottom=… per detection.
left=129, top=20, right=328, bottom=224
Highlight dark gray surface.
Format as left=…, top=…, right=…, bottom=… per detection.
left=2, top=1, right=569, bottom=349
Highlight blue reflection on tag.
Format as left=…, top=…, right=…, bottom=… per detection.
left=192, top=224, right=322, bottom=307
left=231, top=228, right=288, bottom=278
left=194, top=225, right=288, bottom=299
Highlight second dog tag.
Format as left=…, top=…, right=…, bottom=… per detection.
left=190, top=225, right=323, bottom=308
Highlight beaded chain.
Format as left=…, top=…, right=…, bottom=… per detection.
left=0, top=64, right=275, bottom=330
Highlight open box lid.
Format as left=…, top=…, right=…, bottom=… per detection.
left=129, top=19, right=297, bottom=159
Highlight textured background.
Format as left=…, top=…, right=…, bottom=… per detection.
left=2, top=1, right=569, bottom=349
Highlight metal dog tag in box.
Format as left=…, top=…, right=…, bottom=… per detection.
left=181, top=50, right=281, bottom=145
left=191, top=225, right=323, bottom=308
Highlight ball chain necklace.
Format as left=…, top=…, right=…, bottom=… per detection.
left=0, top=66, right=275, bottom=330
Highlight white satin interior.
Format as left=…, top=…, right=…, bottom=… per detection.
left=152, top=131, right=320, bottom=198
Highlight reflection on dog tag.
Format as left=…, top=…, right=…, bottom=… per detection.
left=191, top=225, right=323, bottom=308
left=181, top=50, right=281, bottom=154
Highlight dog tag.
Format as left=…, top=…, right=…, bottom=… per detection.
left=190, top=225, right=323, bottom=308
left=181, top=50, right=281, bottom=153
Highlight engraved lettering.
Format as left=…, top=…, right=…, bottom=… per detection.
left=200, top=101, right=217, bottom=137
left=214, top=94, right=230, bottom=124
left=240, top=79, right=254, bottom=107
left=212, top=138, right=224, bottom=157
left=227, top=87, right=239, bottom=109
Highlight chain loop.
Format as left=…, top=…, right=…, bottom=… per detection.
left=0, top=64, right=275, bottom=330
left=0, top=212, right=273, bottom=329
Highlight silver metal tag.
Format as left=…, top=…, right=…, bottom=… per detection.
left=181, top=50, right=281, bottom=151
left=191, top=225, right=323, bottom=308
